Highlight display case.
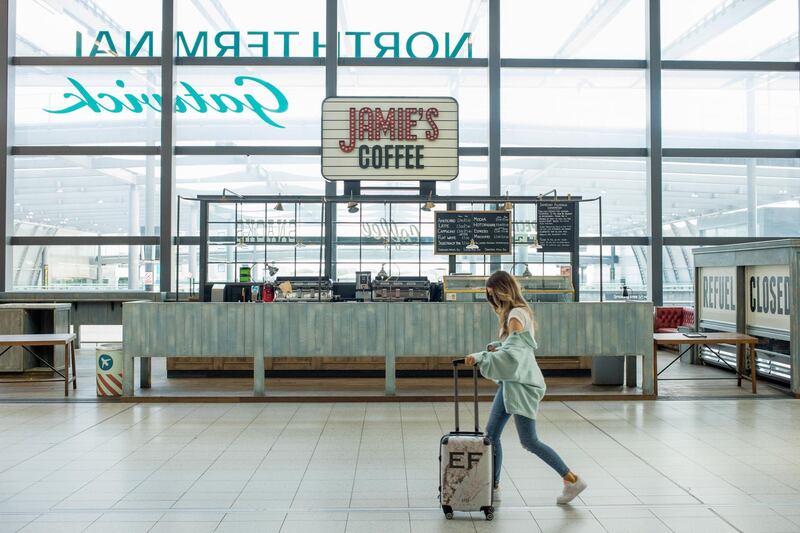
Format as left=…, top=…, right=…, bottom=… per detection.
left=442, top=275, right=575, bottom=303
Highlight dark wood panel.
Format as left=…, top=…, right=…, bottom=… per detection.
left=166, top=355, right=587, bottom=372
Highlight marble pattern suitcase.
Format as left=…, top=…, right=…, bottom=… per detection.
left=439, top=358, right=494, bottom=521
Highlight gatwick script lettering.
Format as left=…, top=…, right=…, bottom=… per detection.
left=43, top=76, right=289, bottom=126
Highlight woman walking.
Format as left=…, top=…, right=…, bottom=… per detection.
left=465, top=271, right=587, bottom=505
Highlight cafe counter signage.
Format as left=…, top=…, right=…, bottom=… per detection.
left=321, top=97, right=458, bottom=181
left=434, top=211, right=511, bottom=255
left=746, top=265, right=791, bottom=332
left=536, top=201, right=578, bottom=252
left=698, top=267, right=737, bottom=325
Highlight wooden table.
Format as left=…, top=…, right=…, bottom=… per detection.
left=653, top=332, right=758, bottom=396
left=0, top=334, right=77, bottom=396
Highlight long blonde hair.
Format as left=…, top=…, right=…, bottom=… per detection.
left=485, top=270, right=531, bottom=339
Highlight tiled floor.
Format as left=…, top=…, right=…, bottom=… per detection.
left=1, top=399, right=799, bottom=532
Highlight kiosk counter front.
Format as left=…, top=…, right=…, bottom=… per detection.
left=178, top=274, right=589, bottom=375
left=122, top=300, right=655, bottom=397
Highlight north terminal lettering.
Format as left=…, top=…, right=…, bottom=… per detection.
left=702, top=275, right=736, bottom=311
left=339, top=107, right=440, bottom=170
left=749, top=276, right=792, bottom=316
left=75, top=30, right=473, bottom=59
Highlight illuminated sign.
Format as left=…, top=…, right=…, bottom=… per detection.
left=321, top=97, right=458, bottom=181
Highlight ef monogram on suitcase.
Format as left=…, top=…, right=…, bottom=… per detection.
left=439, top=358, right=495, bottom=521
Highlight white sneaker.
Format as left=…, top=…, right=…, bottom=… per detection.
left=556, top=477, right=587, bottom=505
left=492, top=486, right=501, bottom=503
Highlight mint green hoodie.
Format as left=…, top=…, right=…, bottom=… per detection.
left=471, top=330, right=546, bottom=420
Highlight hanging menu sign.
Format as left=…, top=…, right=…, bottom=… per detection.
left=537, top=202, right=577, bottom=252
left=434, top=211, right=511, bottom=255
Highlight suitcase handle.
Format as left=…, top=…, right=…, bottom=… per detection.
left=452, top=358, right=480, bottom=433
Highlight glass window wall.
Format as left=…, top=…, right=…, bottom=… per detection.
left=500, top=69, right=647, bottom=148
left=501, top=0, right=645, bottom=59
left=3, top=0, right=799, bottom=305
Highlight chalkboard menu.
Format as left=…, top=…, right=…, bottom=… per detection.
left=537, top=202, right=577, bottom=252
left=435, top=211, right=512, bottom=255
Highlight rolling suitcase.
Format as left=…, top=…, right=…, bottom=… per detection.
left=439, top=358, right=495, bottom=521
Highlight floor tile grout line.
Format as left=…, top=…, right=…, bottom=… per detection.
left=0, top=402, right=137, bottom=475
left=284, top=403, right=335, bottom=519
left=225, top=403, right=301, bottom=524
left=345, top=403, right=366, bottom=511
left=399, top=403, right=412, bottom=533
left=127, top=405, right=233, bottom=527
left=616, top=400, right=785, bottom=495
left=567, top=402, right=702, bottom=503
left=587, top=508, right=613, bottom=533
left=547, top=401, right=646, bottom=508
left=5, top=501, right=799, bottom=515
left=19, top=402, right=173, bottom=515
left=209, top=403, right=289, bottom=533
left=75, top=405, right=201, bottom=533
left=165, top=404, right=259, bottom=511
left=563, top=402, right=706, bottom=506
left=9, top=512, right=38, bottom=533
left=709, top=507, right=746, bottom=533
left=12, top=403, right=188, bottom=529
left=117, top=404, right=237, bottom=523
left=140, top=404, right=247, bottom=532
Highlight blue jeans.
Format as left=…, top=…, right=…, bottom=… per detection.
left=485, top=382, right=570, bottom=486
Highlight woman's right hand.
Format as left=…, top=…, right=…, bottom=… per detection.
left=486, top=344, right=497, bottom=352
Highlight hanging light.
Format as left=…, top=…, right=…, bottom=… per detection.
left=503, top=191, right=513, bottom=211
left=347, top=192, right=359, bottom=213
left=421, top=191, right=436, bottom=212
left=267, top=262, right=279, bottom=277
left=522, top=264, right=532, bottom=277
left=274, top=194, right=284, bottom=212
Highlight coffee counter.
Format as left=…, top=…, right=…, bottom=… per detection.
left=122, top=301, right=655, bottom=396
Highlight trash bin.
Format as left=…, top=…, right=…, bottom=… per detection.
left=591, top=356, right=625, bottom=386
left=96, top=343, right=123, bottom=396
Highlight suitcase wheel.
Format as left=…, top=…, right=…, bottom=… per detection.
left=442, top=506, right=453, bottom=520
left=482, top=506, right=495, bottom=521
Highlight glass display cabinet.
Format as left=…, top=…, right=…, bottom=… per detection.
left=442, top=275, right=575, bottom=303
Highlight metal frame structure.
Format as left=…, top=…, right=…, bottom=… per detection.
left=0, top=0, right=798, bottom=303
left=193, top=193, right=590, bottom=301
